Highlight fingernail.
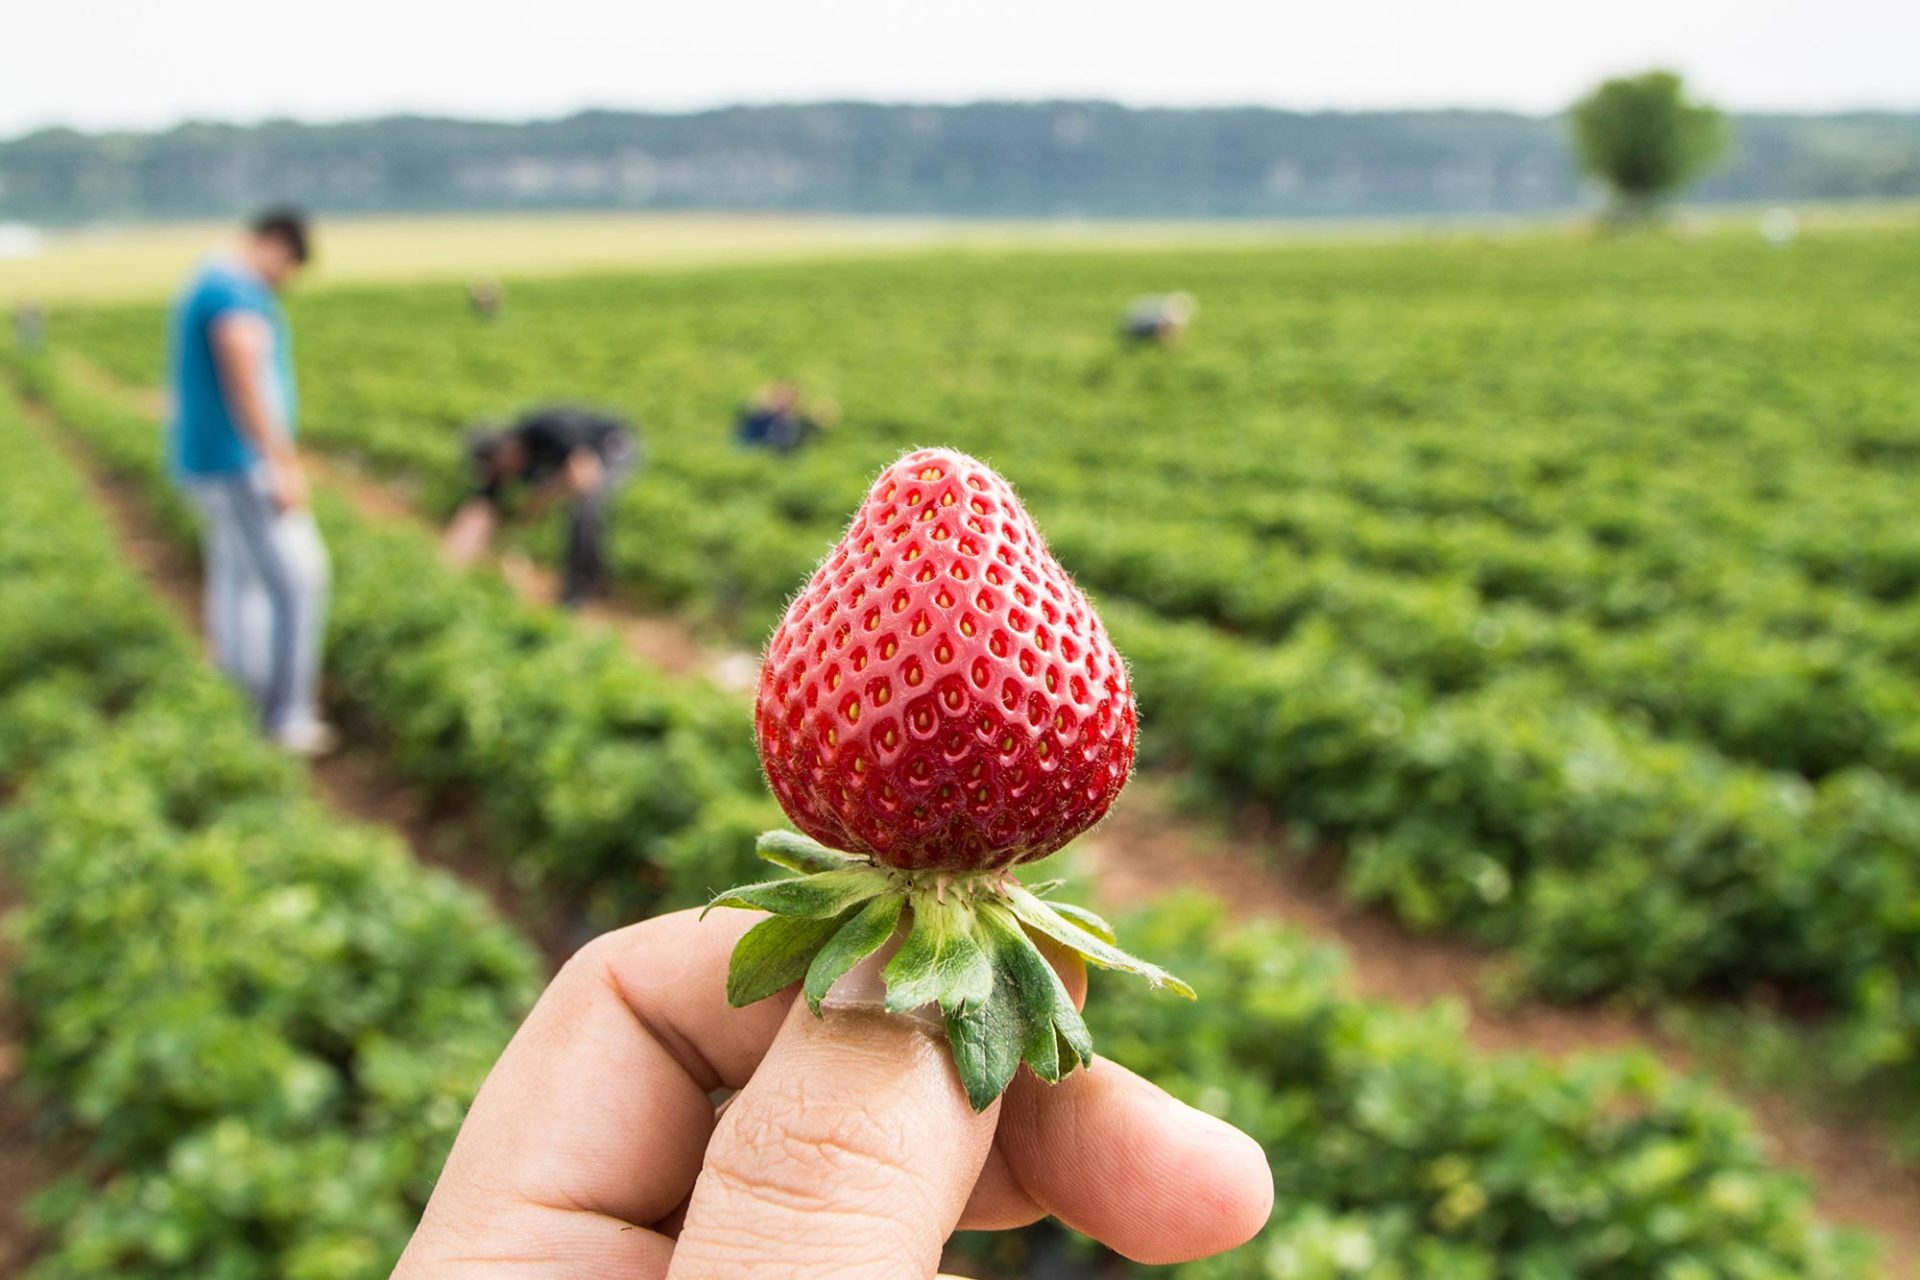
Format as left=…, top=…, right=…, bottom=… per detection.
left=819, top=935, right=946, bottom=1036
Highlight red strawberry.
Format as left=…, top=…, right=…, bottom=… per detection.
left=755, top=448, right=1136, bottom=872
left=721, top=448, right=1184, bottom=1110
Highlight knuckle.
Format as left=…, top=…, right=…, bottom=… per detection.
left=532, top=931, right=630, bottom=1028
left=557, top=927, right=629, bottom=987
left=707, top=1085, right=928, bottom=1218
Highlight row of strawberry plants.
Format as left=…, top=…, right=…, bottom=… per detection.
left=1119, top=604, right=1920, bottom=1146
left=100, top=320, right=1908, bottom=792
left=56, top=238, right=1920, bottom=642
left=36, top=344, right=1920, bottom=1137
left=10, top=355, right=784, bottom=930
left=323, top=399, right=1916, bottom=668
left=1042, top=510, right=1920, bottom=783
left=50, top=255, right=1920, bottom=791
left=593, top=466, right=1920, bottom=787
left=1119, top=605, right=1920, bottom=998
left=463, top=435, right=1920, bottom=1088
left=1079, top=900, right=1876, bottom=1280
left=0, top=382, right=540, bottom=1278
left=10, top=356, right=1884, bottom=1277
left=522, top=460, right=1920, bottom=1098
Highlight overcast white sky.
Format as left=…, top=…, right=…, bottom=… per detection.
left=5, top=0, right=1916, bottom=138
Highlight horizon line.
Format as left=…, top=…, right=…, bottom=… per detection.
left=9, top=94, right=1920, bottom=146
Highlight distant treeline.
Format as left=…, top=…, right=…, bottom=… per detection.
left=4, top=101, right=1919, bottom=223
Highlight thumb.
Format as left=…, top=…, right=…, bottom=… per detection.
left=668, top=993, right=995, bottom=1279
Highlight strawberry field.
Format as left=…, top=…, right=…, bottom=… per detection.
left=59, top=232, right=1920, bottom=1064
left=8, top=223, right=1920, bottom=1275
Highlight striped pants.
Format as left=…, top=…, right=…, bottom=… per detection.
left=181, top=467, right=330, bottom=738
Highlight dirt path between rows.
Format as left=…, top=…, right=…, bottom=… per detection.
left=306, top=448, right=1920, bottom=1276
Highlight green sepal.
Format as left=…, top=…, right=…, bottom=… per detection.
left=704, top=866, right=890, bottom=919
left=714, top=830, right=1195, bottom=1111
left=803, top=894, right=906, bottom=1015
left=1049, top=900, right=1118, bottom=944
left=726, top=910, right=861, bottom=1006
left=883, top=897, right=994, bottom=1016
left=981, top=905, right=1081, bottom=1081
left=946, top=962, right=1026, bottom=1110
left=944, top=906, right=1095, bottom=1107
left=756, top=829, right=868, bottom=875
left=1005, top=886, right=1196, bottom=998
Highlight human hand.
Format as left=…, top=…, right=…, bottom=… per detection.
left=393, top=908, right=1273, bottom=1279
left=269, top=456, right=310, bottom=513
left=565, top=449, right=605, bottom=495
left=442, top=499, right=498, bottom=569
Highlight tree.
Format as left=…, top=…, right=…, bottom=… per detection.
left=1571, top=71, right=1729, bottom=225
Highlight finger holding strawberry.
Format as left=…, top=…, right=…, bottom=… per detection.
left=709, top=447, right=1191, bottom=1110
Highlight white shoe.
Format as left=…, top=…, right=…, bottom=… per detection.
left=274, top=720, right=341, bottom=758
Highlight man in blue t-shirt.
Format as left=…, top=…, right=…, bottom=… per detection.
left=167, top=207, right=335, bottom=755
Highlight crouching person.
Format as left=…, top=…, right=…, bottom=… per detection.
left=446, top=406, right=641, bottom=608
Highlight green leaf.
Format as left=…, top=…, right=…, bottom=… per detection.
left=1005, top=887, right=1196, bottom=999
left=945, top=905, right=1099, bottom=1108
left=946, top=969, right=1024, bottom=1111
left=1054, top=1026, right=1087, bottom=1075
left=882, top=899, right=995, bottom=1016
left=1053, top=995, right=1093, bottom=1070
left=1049, top=900, right=1118, bottom=943
left=726, top=910, right=856, bottom=1007
left=706, top=866, right=889, bottom=919
left=756, top=829, right=867, bottom=875
left=980, top=907, right=1067, bottom=1083
left=803, top=893, right=906, bottom=1015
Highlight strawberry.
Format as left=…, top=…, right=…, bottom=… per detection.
left=710, top=448, right=1190, bottom=1111
left=755, top=447, right=1136, bottom=872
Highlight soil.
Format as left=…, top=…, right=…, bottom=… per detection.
left=19, top=395, right=1919, bottom=1276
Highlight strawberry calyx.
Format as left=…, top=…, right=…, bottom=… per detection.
left=707, top=830, right=1195, bottom=1110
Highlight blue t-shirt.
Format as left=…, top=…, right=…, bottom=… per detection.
left=166, top=260, right=297, bottom=477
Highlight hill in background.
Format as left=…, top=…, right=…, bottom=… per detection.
left=4, top=101, right=1919, bottom=224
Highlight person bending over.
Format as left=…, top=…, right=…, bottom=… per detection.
left=445, top=405, right=640, bottom=608
left=1120, top=292, right=1198, bottom=346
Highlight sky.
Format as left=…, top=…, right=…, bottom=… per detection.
left=5, top=0, right=1917, bottom=138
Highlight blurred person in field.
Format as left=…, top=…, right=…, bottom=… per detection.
left=13, top=300, right=47, bottom=351
left=445, top=406, right=641, bottom=608
left=735, top=381, right=834, bottom=454
left=468, top=274, right=503, bottom=321
left=167, top=207, right=335, bottom=756
left=1121, top=292, right=1197, bottom=346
